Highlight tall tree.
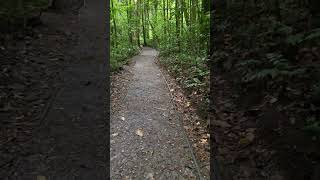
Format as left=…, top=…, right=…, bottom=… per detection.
left=111, top=0, right=117, bottom=47
left=175, top=0, right=180, bottom=50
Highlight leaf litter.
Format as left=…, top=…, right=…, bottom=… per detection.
left=156, top=58, right=210, bottom=179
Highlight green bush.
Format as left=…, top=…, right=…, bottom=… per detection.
left=159, top=50, right=209, bottom=92
left=111, top=44, right=139, bottom=72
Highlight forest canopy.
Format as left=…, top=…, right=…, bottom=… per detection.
left=110, top=0, right=211, bottom=73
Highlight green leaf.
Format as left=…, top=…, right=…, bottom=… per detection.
left=286, top=33, right=305, bottom=45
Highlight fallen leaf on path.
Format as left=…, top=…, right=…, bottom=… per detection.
left=156, top=107, right=167, bottom=111
left=146, top=173, right=155, bottom=180
left=136, top=128, right=144, bottom=137
left=200, top=139, right=208, bottom=144
left=270, top=97, right=278, bottom=104
left=186, top=102, right=191, bottom=107
left=112, top=133, right=119, bottom=137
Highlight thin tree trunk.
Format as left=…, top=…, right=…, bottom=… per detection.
left=163, top=0, right=166, bottom=35
left=146, top=0, right=150, bottom=40
left=111, top=0, right=117, bottom=47
left=182, top=0, right=189, bottom=27
left=137, top=0, right=141, bottom=47
left=175, top=0, right=180, bottom=50
left=142, top=1, right=147, bottom=46
left=127, top=0, right=133, bottom=44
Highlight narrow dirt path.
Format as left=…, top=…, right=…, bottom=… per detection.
left=111, top=47, right=201, bottom=179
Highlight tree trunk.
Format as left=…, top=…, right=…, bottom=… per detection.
left=111, top=0, right=117, bottom=47
left=142, top=1, right=147, bottom=46
left=127, top=0, right=133, bottom=44
left=182, top=0, right=190, bottom=27
left=163, top=0, right=166, bottom=35
left=137, top=0, right=141, bottom=47
left=175, top=0, right=180, bottom=50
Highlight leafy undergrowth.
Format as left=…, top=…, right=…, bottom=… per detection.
left=111, top=44, right=139, bottom=72
left=158, top=47, right=210, bottom=121
left=211, top=2, right=320, bottom=179
left=156, top=57, right=210, bottom=179
left=156, top=45, right=210, bottom=179
left=111, top=62, right=135, bottom=113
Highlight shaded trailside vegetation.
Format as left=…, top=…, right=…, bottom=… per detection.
left=210, top=0, right=320, bottom=179
left=0, top=0, right=83, bottom=34
left=0, top=0, right=49, bottom=33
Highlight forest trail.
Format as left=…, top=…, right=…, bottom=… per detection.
left=111, top=47, right=202, bottom=179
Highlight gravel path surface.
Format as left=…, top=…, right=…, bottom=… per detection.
left=111, top=47, right=199, bottom=180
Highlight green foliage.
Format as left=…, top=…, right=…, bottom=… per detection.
left=304, top=28, right=320, bottom=42
left=111, top=44, right=139, bottom=72
left=185, top=78, right=205, bottom=88
left=159, top=50, right=209, bottom=91
left=286, top=28, right=320, bottom=45
left=110, top=0, right=140, bottom=71
left=286, top=33, right=305, bottom=45
left=211, top=0, right=320, bottom=176
left=238, top=53, right=307, bottom=83
left=213, top=1, right=320, bottom=151
left=310, top=83, right=320, bottom=104
left=304, top=117, right=320, bottom=137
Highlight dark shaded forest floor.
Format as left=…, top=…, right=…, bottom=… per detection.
left=210, top=68, right=320, bottom=180
left=0, top=1, right=107, bottom=179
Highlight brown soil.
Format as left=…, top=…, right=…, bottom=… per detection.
left=210, top=70, right=320, bottom=180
